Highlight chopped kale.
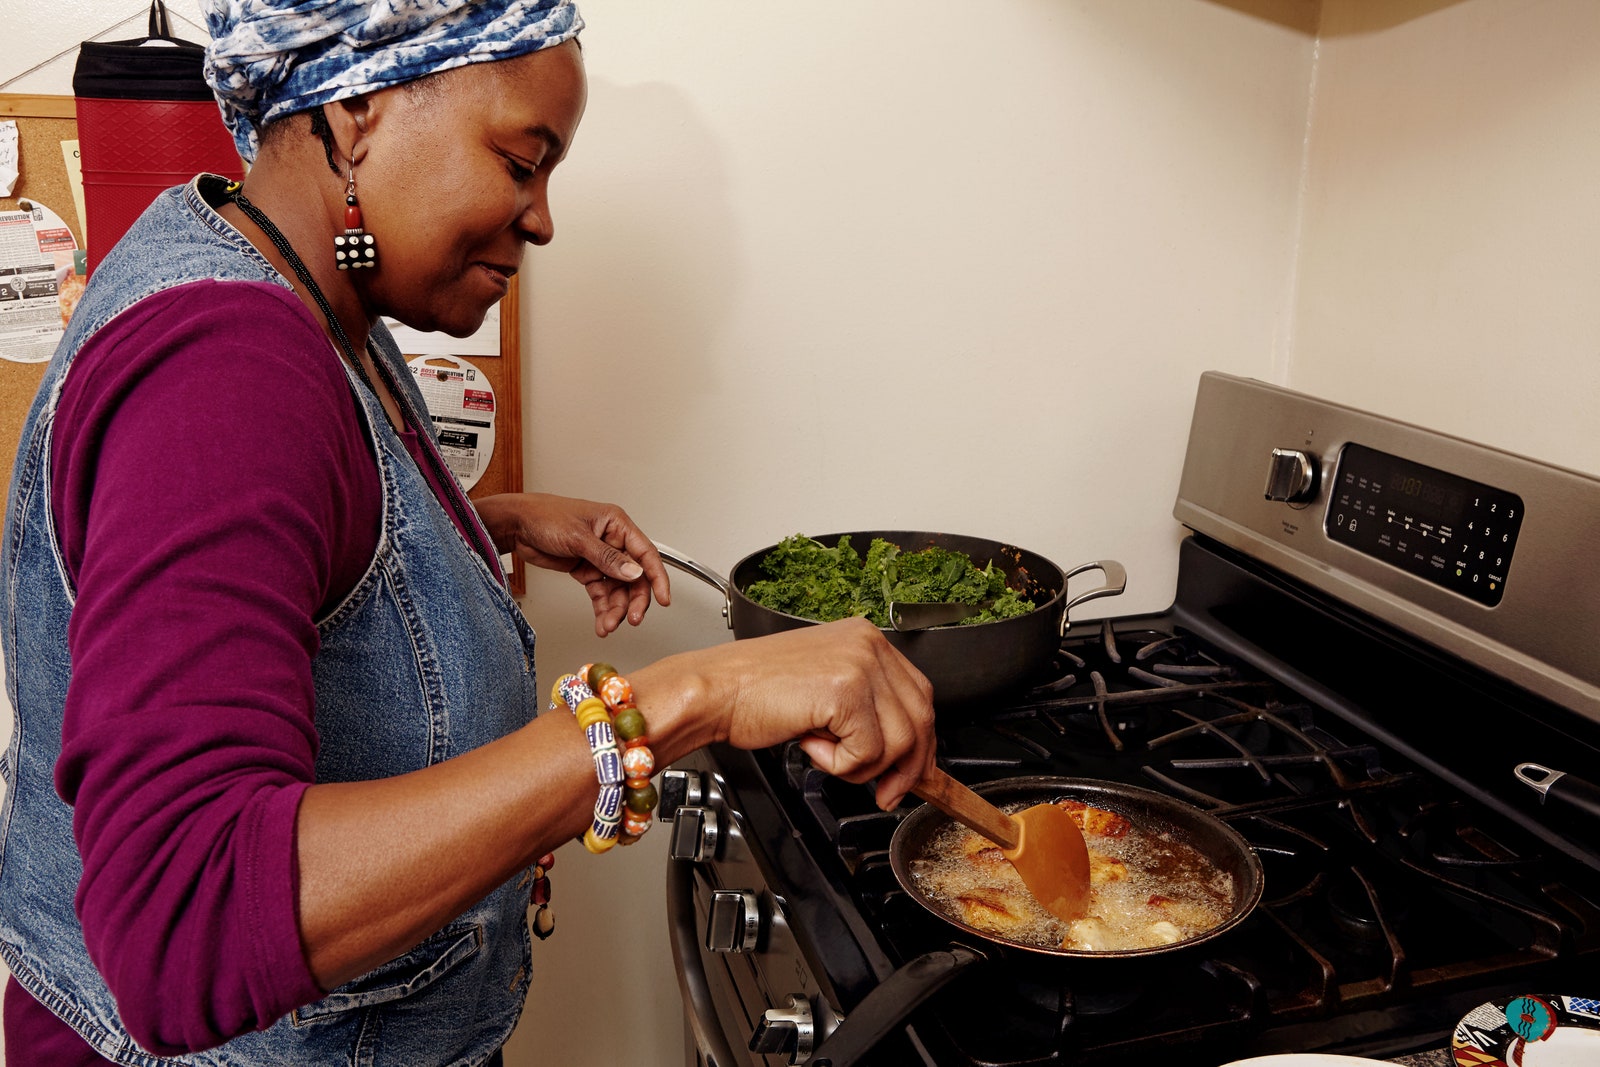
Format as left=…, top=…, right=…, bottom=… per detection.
left=743, top=535, right=1036, bottom=627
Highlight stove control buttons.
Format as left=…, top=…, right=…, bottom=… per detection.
left=657, top=768, right=704, bottom=821
left=749, top=994, right=814, bottom=1065
left=1265, top=448, right=1318, bottom=503
left=668, top=805, right=719, bottom=862
left=707, top=889, right=762, bottom=953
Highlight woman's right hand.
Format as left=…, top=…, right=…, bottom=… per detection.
left=634, top=618, right=937, bottom=811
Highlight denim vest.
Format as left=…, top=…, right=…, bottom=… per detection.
left=0, top=176, right=541, bottom=1066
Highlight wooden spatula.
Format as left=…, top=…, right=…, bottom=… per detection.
left=913, top=767, right=1092, bottom=923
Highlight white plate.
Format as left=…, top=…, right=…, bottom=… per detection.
left=1218, top=1056, right=1394, bottom=1066
left=1452, top=995, right=1600, bottom=1067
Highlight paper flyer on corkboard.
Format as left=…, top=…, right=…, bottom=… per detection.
left=0, top=199, right=80, bottom=364
left=61, top=140, right=85, bottom=246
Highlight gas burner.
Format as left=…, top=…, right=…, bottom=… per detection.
left=1398, top=801, right=1539, bottom=873
left=1326, top=866, right=1410, bottom=946
left=1244, top=819, right=1330, bottom=904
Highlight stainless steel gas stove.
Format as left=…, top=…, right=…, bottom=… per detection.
left=661, top=372, right=1600, bottom=1067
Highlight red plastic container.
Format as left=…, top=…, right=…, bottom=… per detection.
left=73, top=3, right=243, bottom=275
left=74, top=97, right=242, bottom=274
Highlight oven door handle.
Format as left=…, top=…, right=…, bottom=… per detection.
left=668, top=860, right=746, bottom=1067
left=802, top=944, right=985, bottom=1067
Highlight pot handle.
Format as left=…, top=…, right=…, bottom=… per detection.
left=1059, top=559, right=1128, bottom=637
left=655, top=543, right=734, bottom=630
left=802, top=944, right=986, bottom=1067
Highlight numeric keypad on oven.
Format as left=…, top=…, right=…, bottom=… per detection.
left=1454, top=493, right=1522, bottom=605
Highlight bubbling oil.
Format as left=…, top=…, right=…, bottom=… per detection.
left=908, top=800, right=1236, bottom=952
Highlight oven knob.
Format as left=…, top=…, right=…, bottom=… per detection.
left=657, top=768, right=704, bottom=822
left=1264, top=447, right=1318, bottom=502
left=707, top=890, right=762, bottom=954
left=667, top=805, right=719, bottom=862
left=749, top=994, right=814, bottom=1065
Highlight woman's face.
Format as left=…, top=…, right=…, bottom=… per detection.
left=356, top=40, right=587, bottom=336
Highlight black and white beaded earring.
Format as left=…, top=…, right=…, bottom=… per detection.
left=334, top=155, right=378, bottom=270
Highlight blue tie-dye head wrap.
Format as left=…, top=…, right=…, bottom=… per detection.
left=201, top=0, right=584, bottom=162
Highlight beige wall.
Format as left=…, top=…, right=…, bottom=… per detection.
left=510, top=3, right=1312, bottom=1063
left=1290, top=0, right=1600, bottom=475
left=7, top=1, right=1594, bottom=1065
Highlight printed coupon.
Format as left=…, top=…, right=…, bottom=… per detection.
left=406, top=354, right=497, bottom=492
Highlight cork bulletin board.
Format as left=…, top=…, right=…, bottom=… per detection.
left=0, top=92, right=526, bottom=594
left=0, top=94, right=77, bottom=488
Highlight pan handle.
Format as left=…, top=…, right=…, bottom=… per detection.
left=1516, top=763, right=1600, bottom=820
left=655, top=543, right=735, bottom=630
left=802, top=944, right=985, bottom=1067
left=1059, top=560, right=1128, bottom=637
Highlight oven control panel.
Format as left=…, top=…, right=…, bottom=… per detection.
left=1174, top=372, right=1600, bottom=725
left=1325, top=443, right=1525, bottom=607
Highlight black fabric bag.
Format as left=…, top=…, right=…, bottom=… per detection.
left=72, top=1, right=214, bottom=102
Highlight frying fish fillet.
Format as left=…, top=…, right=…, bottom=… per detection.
left=1089, top=851, right=1127, bottom=884
left=1063, top=916, right=1182, bottom=951
left=1056, top=799, right=1131, bottom=837
left=954, top=886, right=1034, bottom=935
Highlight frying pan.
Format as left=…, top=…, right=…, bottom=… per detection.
left=657, top=531, right=1125, bottom=708
left=800, top=776, right=1264, bottom=1066
left=890, top=775, right=1264, bottom=959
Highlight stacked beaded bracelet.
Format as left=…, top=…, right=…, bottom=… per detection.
left=551, top=662, right=659, bottom=854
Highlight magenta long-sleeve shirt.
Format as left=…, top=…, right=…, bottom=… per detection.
left=4, top=279, right=484, bottom=1062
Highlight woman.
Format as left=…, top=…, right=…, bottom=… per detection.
left=0, top=2, right=935, bottom=1063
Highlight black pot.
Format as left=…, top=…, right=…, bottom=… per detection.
left=657, top=531, right=1125, bottom=708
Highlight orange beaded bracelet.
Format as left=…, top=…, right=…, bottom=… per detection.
left=551, top=663, right=658, bottom=853
left=584, top=663, right=659, bottom=846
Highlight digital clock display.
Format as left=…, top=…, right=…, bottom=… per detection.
left=1325, top=443, right=1523, bottom=607
left=1389, top=472, right=1462, bottom=512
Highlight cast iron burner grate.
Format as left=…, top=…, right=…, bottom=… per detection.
left=759, top=618, right=1600, bottom=1065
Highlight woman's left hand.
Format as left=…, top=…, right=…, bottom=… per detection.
left=473, top=493, right=670, bottom=635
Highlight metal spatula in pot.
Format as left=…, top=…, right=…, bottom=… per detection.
left=888, top=600, right=990, bottom=631
left=912, top=767, right=1092, bottom=923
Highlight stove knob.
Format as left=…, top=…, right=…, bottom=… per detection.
left=667, top=805, right=719, bottom=862
left=749, top=994, right=814, bottom=1065
left=1264, top=447, right=1318, bottom=503
left=707, top=890, right=762, bottom=954
left=657, top=768, right=704, bottom=822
